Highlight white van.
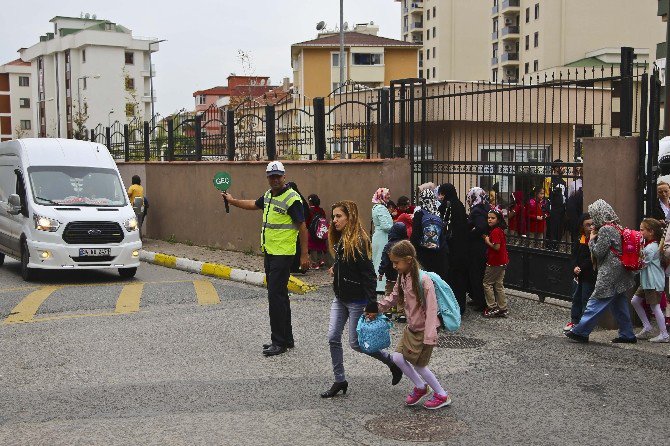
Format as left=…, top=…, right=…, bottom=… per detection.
left=0, top=138, right=142, bottom=280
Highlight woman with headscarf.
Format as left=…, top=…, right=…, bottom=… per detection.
left=564, top=199, right=637, bottom=343
left=410, top=188, right=449, bottom=281
left=371, top=187, right=394, bottom=293
left=437, top=183, right=468, bottom=314
left=465, top=187, right=491, bottom=312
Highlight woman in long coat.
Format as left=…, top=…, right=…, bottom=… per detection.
left=371, top=188, right=393, bottom=293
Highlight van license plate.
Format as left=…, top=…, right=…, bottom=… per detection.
left=79, top=248, right=111, bottom=257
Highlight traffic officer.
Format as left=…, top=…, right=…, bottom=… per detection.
left=221, top=161, right=309, bottom=356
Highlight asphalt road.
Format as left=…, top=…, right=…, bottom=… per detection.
left=0, top=258, right=669, bottom=445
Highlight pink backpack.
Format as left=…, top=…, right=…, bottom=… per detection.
left=605, top=224, right=644, bottom=271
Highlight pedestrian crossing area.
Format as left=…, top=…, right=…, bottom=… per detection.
left=0, top=279, right=238, bottom=326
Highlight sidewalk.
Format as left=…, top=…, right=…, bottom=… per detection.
left=140, top=239, right=670, bottom=358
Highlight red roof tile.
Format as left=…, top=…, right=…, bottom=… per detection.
left=4, top=58, right=31, bottom=67
left=292, top=32, right=421, bottom=48
left=193, top=86, right=230, bottom=97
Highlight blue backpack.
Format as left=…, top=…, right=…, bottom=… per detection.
left=420, top=212, right=445, bottom=251
left=418, top=270, right=461, bottom=332
left=356, top=313, right=392, bottom=354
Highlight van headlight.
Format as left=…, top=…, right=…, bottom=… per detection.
left=124, top=217, right=138, bottom=232
left=34, top=214, right=61, bottom=232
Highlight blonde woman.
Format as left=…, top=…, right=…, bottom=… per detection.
left=322, top=200, right=402, bottom=398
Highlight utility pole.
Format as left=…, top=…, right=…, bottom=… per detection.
left=339, top=0, right=345, bottom=158
left=665, top=7, right=670, bottom=134
left=149, top=39, right=166, bottom=134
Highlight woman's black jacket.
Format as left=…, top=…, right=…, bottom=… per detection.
left=332, top=241, right=377, bottom=303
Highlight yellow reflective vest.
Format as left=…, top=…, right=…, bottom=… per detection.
left=261, top=188, right=301, bottom=255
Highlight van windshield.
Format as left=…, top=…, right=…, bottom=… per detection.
left=28, top=166, right=127, bottom=207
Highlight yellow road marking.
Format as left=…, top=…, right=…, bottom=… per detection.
left=30, top=312, right=119, bottom=323
left=3, top=286, right=61, bottom=324
left=115, top=283, right=144, bottom=314
left=193, top=280, right=220, bottom=305
left=0, top=285, right=40, bottom=294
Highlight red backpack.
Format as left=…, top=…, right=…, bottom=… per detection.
left=605, top=224, right=644, bottom=271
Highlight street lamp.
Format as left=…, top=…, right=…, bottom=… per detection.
left=148, top=39, right=166, bottom=133
left=108, top=109, right=115, bottom=128
left=77, top=74, right=100, bottom=117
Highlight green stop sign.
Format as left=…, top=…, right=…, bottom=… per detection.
left=213, top=172, right=232, bottom=191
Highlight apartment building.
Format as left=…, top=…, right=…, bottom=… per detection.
left=19, top=15, right=161, bottom=138
left=395, top=0, right=491, bottom=81
left=491, top=0, right=664, bottom=82
left=193, top=76, right=276, bottom=112
left=291, top=23, right=420, bottom=98
left=0, top=59, right=33, bottom=140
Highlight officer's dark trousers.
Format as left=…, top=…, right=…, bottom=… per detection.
left=264, top=254, right=295, bottom=348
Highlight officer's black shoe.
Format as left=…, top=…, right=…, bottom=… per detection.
left=262, top=344, right=288, bottom=356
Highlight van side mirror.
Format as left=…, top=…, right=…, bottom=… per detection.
left=7, top=194, right=22, bottom=215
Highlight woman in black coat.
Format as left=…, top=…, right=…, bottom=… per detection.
left=438, top=183, right=468, bottom=315
left=465, top=187, right=491, bottom=312
left=410, top=188, right=449, bottom=281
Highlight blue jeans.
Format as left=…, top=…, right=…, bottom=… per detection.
left=570, top=280, right=595, bottom=324
left=327, top=298, right=391, bottom=383
left=571, top=292, right=635, bottom=340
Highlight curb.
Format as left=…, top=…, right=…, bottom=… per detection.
left=140, top=250, right=316, bottom=294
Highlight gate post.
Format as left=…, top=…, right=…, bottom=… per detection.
left=105, top=127, right=111, bottom=150
left=620, top=46, right=634, bottom=137
left=123, top=124, right=130, bottom=162
left=167, top=119, right=175, bottom=161
left=265, top=105, right=276, bottom=161
left=90, top=128, right=95, bottom=143
left=647, top=71, right=661, bottom=217
left=226, top=109, right=236, bottom=161
left=378, top=88, right=391, bottom=158
left=313, top=97, right=326, bottom=161
left=143, top=121, right=150, bottom=161
left=195, top=114, right=203, bottom=161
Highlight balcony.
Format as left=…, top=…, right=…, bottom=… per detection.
left=492, top=31, right=499, bottom=40
left=502, top=0, right=520, bottom=11
left=409, top=2, right=423, bottom=14
left=658, top=41, right=667, bottom=59
left=142, top=90, right=157, bottom=102
left=501, top=52, right=519, bottom=65
left=492, top=4, right=499, bottom=15
left=658, top=0, right=669, bottom=18
left=491, top=57, right=499, bottom=66
left=501, top=25, right=520, bottom=38
left=141, top=64, right=157, bottom=77
left=411, top=21, right=424, bottom=30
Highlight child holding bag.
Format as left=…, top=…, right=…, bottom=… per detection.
left=371, top=240, right=451, bottom=410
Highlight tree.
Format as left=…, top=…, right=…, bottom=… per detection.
left=14, top=124, right=27, bottom=139
left=72, top=100, right=90, bottom=140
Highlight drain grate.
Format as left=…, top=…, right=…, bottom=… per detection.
left=437, top=334, right=486, bottom=349
left=365, top=412, right=467, bottom=442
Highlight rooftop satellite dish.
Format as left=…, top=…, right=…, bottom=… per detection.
left=85, top=13, right=90, bottom=19
left=370, top=21, right=375, bottom=25
left=316, top=21, right=326, bottom=31
left=343, top=22, right=349, bottom=30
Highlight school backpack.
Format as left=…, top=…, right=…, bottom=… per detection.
left=605, top=224, right=644, bottom=271
left=418, top=270, right=461, bottom=332
left=420, top=212, right=446, bottom=251
left=356, top=313, right=392, bottom=354
left=309, top=215, right=329, bottom=240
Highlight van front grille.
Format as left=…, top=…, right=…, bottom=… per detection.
left=62, top=222, right=124, bottom=245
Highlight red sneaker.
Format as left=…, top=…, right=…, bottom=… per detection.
left=423, top=392, right=452, bottom=410
left=405, top=386, right=429, bottom=406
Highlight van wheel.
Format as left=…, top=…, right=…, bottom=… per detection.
left=0, top=252, right=5, bottom=267
left=21, top=242, right=35, bottom=281
left=118, top=267, right=137, bottom=279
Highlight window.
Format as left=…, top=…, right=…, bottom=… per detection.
left=426, top=70, right=430, bottom=80
left=492, top=69, right=498, bottom=82
left=493, top=43, right=498, bottom=58
left=426, top=30, right=430, bottom=41
left=125, top=103, right=135, bottom=117
left=534, top=32, right=539, bottom=48
left=534, top=3, right=539, bottom=19
left=20, top=120, right=31, bottom=130
left=18, top=76, right=29, bottom=87
left=82, top=77, right=87, bottom=90
left=332, top=82, right=340, bottom=92
left=533, top=59, right=539, bottom=71
left=332, top=53, right=342, bottom=67
left=197, top=95, right=206, bottom=105
left=125, top=51, right=134, bottom=65
left=493, top=18, right=498, bottom=33
left=433, top=6, right=436, bottom=17
left=352, top=53, right=382, bottom=65
left=433, top=47, right=436, bottom=59
left=19, top=98, right=30, bottom=108
left=82, top=49, right=86, bottom=63
left=427, top=9, right=430, bottom=20
left=525, top=35, right=529, bottom=50
left=432, top=27, right=436, bottom=38
left=426, top=49, right=430, bottom=60
left=419, top=69, right=423, bottom=79
left=432, top=67, right=436, bottom=78
left=125, top=76, right=135, bottom=90
left=525, top=7, right=530, bottom=23
left=525, top=62, right=529, bottom=74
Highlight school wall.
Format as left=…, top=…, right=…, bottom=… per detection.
left=117, top=158, right=411, bottom=252
left=582, top=137, right=641, bottom=230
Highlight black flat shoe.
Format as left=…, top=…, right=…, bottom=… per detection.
left=611, top=337, right=637, bottom=344
left=262, top=345, right=288, bottom=356
left=321, top=381, right=348, bottom=398
left=564, top=330, right=589, bottom=343
left=263, top=342, right=294, bottom=349
left=389, top=363, right=402, bottom=386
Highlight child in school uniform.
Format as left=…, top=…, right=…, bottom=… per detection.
left=527, top=186, right=548, bottom=242
left=371, top=240, right=452, bottom=410
left=482, top=209, right=510, bottom=318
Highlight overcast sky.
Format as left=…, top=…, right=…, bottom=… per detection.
left=0, top=0, right=400, bottom=116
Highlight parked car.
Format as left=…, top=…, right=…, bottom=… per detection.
left=0, top=138, right=142, bottom=280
